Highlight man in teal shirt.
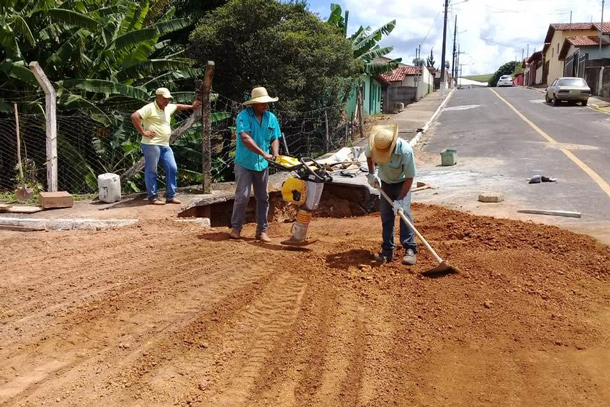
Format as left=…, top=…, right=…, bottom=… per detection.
left=230, top=87, right=282, bottom=242
left=366, top=124, right=418, bottom=265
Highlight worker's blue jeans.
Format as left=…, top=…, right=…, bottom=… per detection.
left=380, top=180, right=417, bottom=257
left=231, top=163, right=269, bottom=235
left=141, top=144, right=178, bottom=200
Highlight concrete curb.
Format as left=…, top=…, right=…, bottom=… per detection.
left=590, top=104, right=610, bottom=114
left=0, top=217, right=139, bottom=231
left=409, top=89, right=455, bottom=148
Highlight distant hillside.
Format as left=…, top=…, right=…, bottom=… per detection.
left=463, top=74, right=493, bottom=83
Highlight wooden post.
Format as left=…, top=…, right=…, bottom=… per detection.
left=324, top=109, right=329, bottom=152
left=14, top=103, right=24, bottom=184
left=281, top=132, right=290, bottom=155
left=357, top=85, right=365, bottom=140
left=202, top=61, right=215, bottom=194
left=29, top=61, right=57, bottom=192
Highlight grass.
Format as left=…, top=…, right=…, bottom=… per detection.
left=0, top=191, right=97, bottom=205
left=463, top=74, right=493, bottom=83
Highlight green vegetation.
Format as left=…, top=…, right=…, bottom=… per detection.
left=488, top=61, right=520, bottom=87
left=190, top=0, right=359, bottom=115
left=326, top=3, right=401, bottom=76
left=463, top=74, right=493, bottom=83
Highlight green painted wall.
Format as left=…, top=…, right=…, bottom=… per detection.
left=346, top=75, right=382, bottom=119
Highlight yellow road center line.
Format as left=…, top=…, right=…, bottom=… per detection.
left=489, top=88, right=610, bottom=198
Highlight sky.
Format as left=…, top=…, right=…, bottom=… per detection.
left=305, top=0, right=606, bottom=76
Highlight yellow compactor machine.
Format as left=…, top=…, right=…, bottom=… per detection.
left=270, top=155, right=333, bottom=246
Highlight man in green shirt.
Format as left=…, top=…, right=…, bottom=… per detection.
left=131, top=88, right=201, bottom=205
left=366, top=124, right=418, bottom=265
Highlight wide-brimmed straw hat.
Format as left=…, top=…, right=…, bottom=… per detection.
left=155, top=87, right=173, bottom=99
left=243, top=86, right=279, bottom=105
left=369, top=124, right=398, bottom=164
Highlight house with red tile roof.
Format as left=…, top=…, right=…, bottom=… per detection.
left=376, top=65, right=434, bottom=113
left=543, top=22, right=610, bottom=85
left=523, top=51, right=543, bottom=86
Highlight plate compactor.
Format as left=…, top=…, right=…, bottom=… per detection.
left=269, top=155, right=333, bottom=246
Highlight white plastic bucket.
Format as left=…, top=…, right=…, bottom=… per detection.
left=98, top=173, right=121, bottom=203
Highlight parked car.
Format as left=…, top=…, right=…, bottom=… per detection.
left=545, top=77, right=591, bottom=106
left=497, top=75, right=513, bottom=87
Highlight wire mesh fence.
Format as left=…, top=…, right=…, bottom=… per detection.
left=0, top=91, right=360, bottom=196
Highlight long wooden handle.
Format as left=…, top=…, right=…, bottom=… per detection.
left=14, top=103, right=25, bottom=186
left=377, top=187, right=444, bottom=264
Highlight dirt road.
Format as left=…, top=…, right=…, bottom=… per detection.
left=1, top=204, right=609, bottom=407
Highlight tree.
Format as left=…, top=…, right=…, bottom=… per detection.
left=413, top=57, right=425, bottom=67
left=426, top=49, right=436, bottom=68
left=0, top=0, right=205, bottom=193
left=326, top=3, right=401, bottom=75
left=488, top=61, right=519, bottom=87
left=0, top=0, right=200, bottom=115
left=190, top=0, right=359, bottom=115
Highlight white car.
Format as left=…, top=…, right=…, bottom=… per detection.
left=497, top=75, right=513, bottom=87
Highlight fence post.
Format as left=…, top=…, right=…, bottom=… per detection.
left=29, top=61, right=57, bottom=192
left=201, top=61, right=215, bottom=194
left=357, top=85, right=365, bottom=140
left=324, top=109, right=329, bottom=152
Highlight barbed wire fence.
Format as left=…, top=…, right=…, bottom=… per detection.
left=0, top=88, right=361, bottom=197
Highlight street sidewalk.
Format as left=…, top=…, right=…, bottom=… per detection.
left=353, top=90, right=449, bottom=148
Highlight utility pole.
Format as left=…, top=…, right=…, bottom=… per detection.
left=440, top=0, right=449, bottom=99
left=600, top=0, right=605, bottom=54
left=452, top=15, right=458, bottom=88
left=599, top=0, right=605, bottom=96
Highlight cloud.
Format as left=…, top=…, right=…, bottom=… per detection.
left=313, top=0, right=603, bottom=75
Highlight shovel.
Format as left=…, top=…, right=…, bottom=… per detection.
left=377, top=186, right=457, bottom=276
left=14, top=103, right=34, bottom=201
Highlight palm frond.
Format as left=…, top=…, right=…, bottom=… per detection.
left=36, top=8, right=100, bottom=30
left=62, top=78, right=150, bottom=101
left=352, top=20, right=396, bottom=57
left=12, top=15, right=35, bottom=46
left=359, top=46, right=393, bottom=63
left=150, top=18, right=191, bottom=36
left=115, top=58, right=194, bottom=81
left=364, top=59, right=402, bottom=76
left=112, top=27, right=158, bottom=50
left=0, top=60, right=38, bottom=86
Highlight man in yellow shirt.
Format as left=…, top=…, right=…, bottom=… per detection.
left=131, top=88, right=201, bottom=205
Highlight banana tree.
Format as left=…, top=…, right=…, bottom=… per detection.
left=326, top=3, right=401, bottom=76
left=0, top=0, right=202, bottom=115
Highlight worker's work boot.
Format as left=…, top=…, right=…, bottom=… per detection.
left=229, top=228, right=241, bottom=239
left=149, top=198, right=165, bottom=205
left=256, top=232, right=271, bottom=243
left=402, top=249, right=417, bottom=265
left=373, top=252, right=393, bottom=263
left=166, top=198, right=182, bottom=204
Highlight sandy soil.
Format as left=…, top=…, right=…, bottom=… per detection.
left=1, top=204, right=609, bottom=407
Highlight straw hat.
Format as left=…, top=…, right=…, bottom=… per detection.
left=369, top=124, right=398, bottom=164
left=243, top=86, right=279, bottom=105
left=155, top=87, right=173, bottom=99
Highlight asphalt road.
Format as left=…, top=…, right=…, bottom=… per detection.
left=415, top=86, right=610, bottom=244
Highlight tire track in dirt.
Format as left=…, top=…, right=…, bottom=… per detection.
left=0, top=237, right=275, bottom=406
left=0, top=242, right=213, bottom=345
left=0, top=229, right=191, bottom=315
left=195, top=272, right=307, bottom=407
left=245, top=278, right=336, bottom=407
left=301, top=294, right=363, bottom=407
